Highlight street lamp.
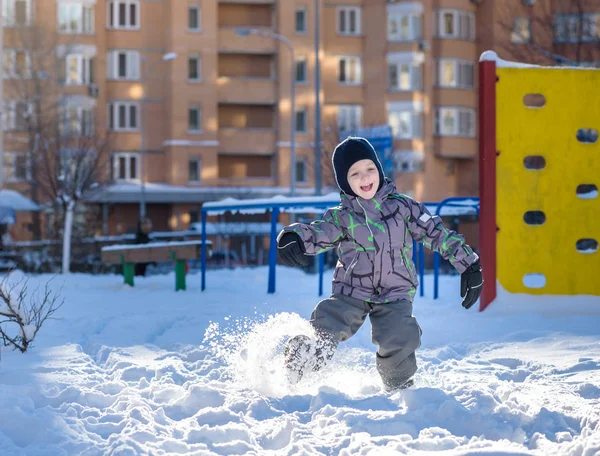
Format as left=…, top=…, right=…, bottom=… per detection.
left=314, top=0, right=322, bottom=196
left=139, top=51, right=177, bottom=219
left=235, top=28, right=297, bottom=197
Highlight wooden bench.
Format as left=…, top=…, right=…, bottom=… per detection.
left=101, top=241, right=207, bottom=290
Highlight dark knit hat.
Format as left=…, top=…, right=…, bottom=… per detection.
left=332, top=137, right=385, bottom=196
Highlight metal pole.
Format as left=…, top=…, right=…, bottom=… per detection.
left=0, top=0, right=5, bottom=186
left=139, top=59, right=146, bottom=218
left=314, top=0, right=322, bottom=195
left=201, top=209, right=207, bottom=291
left=289, top=44, right=296, bottom=197
left=268, top=207, right=279, bottom=294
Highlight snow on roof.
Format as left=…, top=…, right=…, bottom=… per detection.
left=101, top=240, right=205, bottom=252
left=189, top=222, right=284, bottom=235
left=84, top=183, right=328, bottom=204
left=203, top=193, right=342, bottom=215
left=0, top=190, right=40, bottom=211
left=204, top=194, right=479, bottom=216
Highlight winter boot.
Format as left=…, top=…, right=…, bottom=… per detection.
left=284, top=335, right=317, bottom=384
left=284, top=334, right=337, bottom=384
left=383, top=376, right=414, bottom=393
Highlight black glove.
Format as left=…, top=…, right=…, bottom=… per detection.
left=461, top=260, right=483, bottom=310
left=277, top=232, right=309, bottom=268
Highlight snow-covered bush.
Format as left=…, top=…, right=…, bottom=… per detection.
left=0, top=276, right=63, bottom=353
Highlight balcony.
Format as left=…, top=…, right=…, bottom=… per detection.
left=434, top=137, right=477, bottom=159
left=218, top=27, right=276, bottom=54
left=217, top=77, right=276, bottom=104
left=219, top=128, right=275, bottom=155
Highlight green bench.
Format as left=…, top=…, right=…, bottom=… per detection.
left=101, top=241, right=206, bottom=291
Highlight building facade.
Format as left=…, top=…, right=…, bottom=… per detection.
left=2, top=0, right=598, bottom=240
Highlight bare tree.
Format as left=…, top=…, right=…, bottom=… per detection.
left=3, top=25, right=66, bottom=238
left=0, top=275, right=63, bottom=353
left=303, top=122, right=351, bottom=195
left=497, top=0, right=600, bottom=67
left=36, top=131, right=110, bottom=274
left=3, top=23, right=109, bottom=270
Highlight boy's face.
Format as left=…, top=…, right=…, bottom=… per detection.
left=347, top=159, right=379, bottom=199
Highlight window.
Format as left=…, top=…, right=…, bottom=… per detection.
left=4, top=152, right=30, bottom=182
left=437, top=60, right=473, bottom=88
left=61, top=106, right=95, bottom=136
left=388, top=62, right=422, bottom=91
left=437, top=9, right=475, bottom=40
left=387, top=103, right=423, bottom=139
left=295, top=58, right=307, bottom=83
left=2, top=50, right=31, bottom=78
left=511, top=17, right=531, bottom=43
left=188, top=158, right=201, bottom=182
left=188, top=105, right=201, bottom=132
left=2, top=0, right=32, bottom=27
left=107, top=0, right=139, bottom=29
left=2, top=101, right=32, bottom=131
left=112, top=152, right=140, bottom=181
left=337, top=105, right=362, bottom=135
left=338, top=56, right=362, bottom=85
left=295, top=108, right=307, bottom=133
left=188, top=54, right=201, bottom=81
left=58, top=3, right=94, bottom=34
left=62, top=55, right=95, bottom=85
left=434, top=107, right=475, bottom=137
left=582, top=13, right=600, bottom=42
left=296, top=159, right=306, bottom=183
left=388, top=13, right=422, bottom=41
left=337, top=6, right=361, bottom=36
left=395, top=151, right=424, bottom=173
left=554, top=13, right=600, bottom=43
left=108, top=102, right=139, bottom=131
left=107, top=51, right=140, bottom=80
left=295, top=7, right=307, bottom=33
left=188, top=4, right=201, bottom=31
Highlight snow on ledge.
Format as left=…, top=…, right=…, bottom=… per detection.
left=479, top=50, right=596, bottom=70
left=479, top=51, right=541, bottom=68
left=101, top=240, right=205, bottom=252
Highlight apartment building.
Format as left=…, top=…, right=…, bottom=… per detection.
left=2, top=0, right=598, bottom=240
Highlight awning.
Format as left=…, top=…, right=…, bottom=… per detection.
left=0, top=190, right=40, bottom=212
left=83, top=183, right=325, bottom=204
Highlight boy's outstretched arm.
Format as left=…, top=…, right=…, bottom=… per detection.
left=402, top=197, right=478, bottom=272
left=278, top=207, right=346, bottom=256
left=401, top=196, right=483, bottom=309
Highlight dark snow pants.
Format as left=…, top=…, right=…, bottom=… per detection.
left=309, top=293, right=422, bottom=390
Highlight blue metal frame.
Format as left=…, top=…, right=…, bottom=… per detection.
left=432, top=197, right=480, bottom=300
left=200, top=196, right=479, bottom=298
left=201, top=198, right=339, bottom=294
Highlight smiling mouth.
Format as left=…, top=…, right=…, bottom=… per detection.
left=360, top=183, right=374, bottom=193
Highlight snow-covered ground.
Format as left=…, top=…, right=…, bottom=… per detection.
left=0, top=267, right=599, bottom=455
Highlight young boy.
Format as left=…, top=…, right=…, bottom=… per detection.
left=276, top=137, right=483, bottom=391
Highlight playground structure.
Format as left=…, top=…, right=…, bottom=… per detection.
left=478, top=51, right=599, bottom=311
left=200, top=195, right=479, bottom=299
left=98, top=52, right=598, bottom=310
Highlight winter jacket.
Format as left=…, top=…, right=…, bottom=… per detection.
left=281, top=180, right=479, bottom=304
